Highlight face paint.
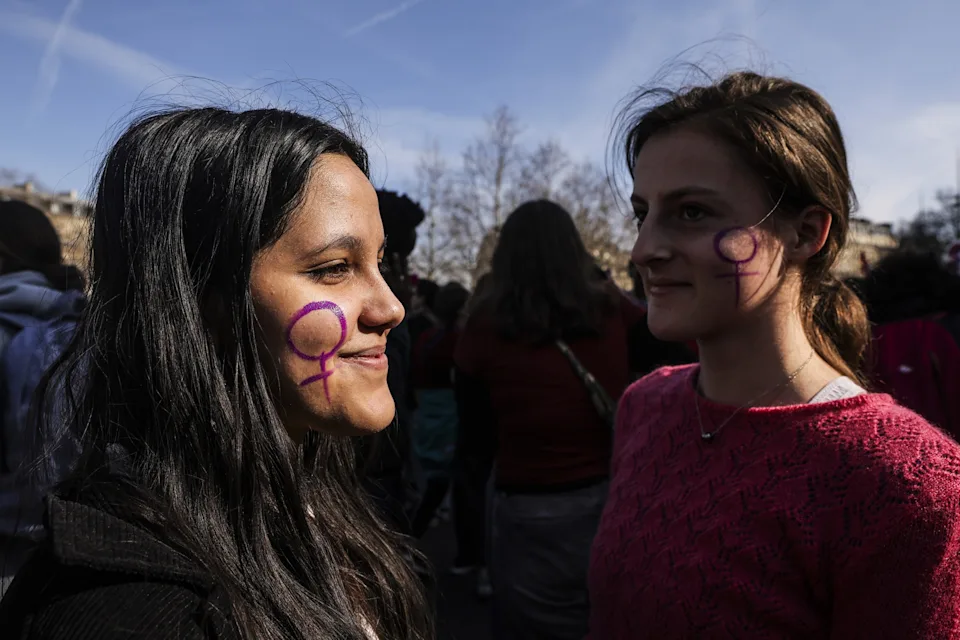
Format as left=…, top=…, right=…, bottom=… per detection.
left=286, top=301, right=347, bottom=402
left=713, top=227, right=760, bottom=305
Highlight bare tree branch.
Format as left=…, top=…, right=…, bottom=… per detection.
left=409, top=142, right=458, bottom=281
left=447, top=106, right=522, bottom=283
left=423, top=107, right=634, bottom=288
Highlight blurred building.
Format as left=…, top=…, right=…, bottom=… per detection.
left=0, top=182, right=92, bottom=270
left=834, top=217, right=898, bottom=279
left=0, top=181, right=93, bottom=217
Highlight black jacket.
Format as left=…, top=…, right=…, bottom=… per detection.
left=0, top=494, right=237, bottom=639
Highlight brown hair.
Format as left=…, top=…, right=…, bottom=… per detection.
left=615, top=70, right=869, bottom=383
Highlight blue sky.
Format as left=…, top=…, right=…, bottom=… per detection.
left=1, top=0, right=958, bottom=223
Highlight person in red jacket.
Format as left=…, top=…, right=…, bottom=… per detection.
left=858, top=251, right=960, bottom=440
left=588, top=69, right=960, bottom=639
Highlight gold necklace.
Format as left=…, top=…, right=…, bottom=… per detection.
left=695, top=351, right=816, bottom=441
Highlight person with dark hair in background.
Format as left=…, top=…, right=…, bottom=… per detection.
left=408, top=277, right=441, bottom=346
left=859, top=250, right=960, bottom=326
left=455, top=199, right=646, bottom=639
left=409, top=282, right=469, bottom=538
left=589, top=70, right=960, bottom=639
left=0, top=109, right=433, bottom=640
left=858, top=251, right=960, bottom=441
left=0, top=200, right=86, bottom=595
left=357, top=189, right=425, bottom=540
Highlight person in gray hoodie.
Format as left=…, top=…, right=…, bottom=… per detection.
left=0, top=199, right=85, bottom=594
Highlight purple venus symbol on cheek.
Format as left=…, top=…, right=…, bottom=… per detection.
left=285, top=301, right=347, bottom=402
left=713, top=227, right=760, bottom=305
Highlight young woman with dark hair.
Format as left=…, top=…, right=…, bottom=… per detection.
left=588, top=70, right=960, bottom=638
left=455, top=199, right=647, bottom=639
left=0, top=108, right=432, bottom=639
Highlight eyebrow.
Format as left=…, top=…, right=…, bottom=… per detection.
left=302, top=235, right=387, bottom=262
left=631, top=186, right=721, bottom=206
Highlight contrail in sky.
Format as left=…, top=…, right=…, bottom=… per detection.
left=345, top=0, right=425, bottom=37
left=32, top=0, right=84, bottom=116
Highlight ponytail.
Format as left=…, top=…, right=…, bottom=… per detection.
left=800, top=274, right=870, bottom=387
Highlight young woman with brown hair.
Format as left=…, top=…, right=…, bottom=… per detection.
left=588, top=71, right=960, bottom=638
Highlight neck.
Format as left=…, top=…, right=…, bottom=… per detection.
left=696, top=306, right=841, bottom=407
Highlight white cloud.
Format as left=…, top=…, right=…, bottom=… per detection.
left=0, top=9, right=186, bottom=94
left=344, top=0, right=426, bottom=38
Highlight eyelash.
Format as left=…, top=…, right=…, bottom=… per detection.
left=309, top=259, right=388, bottom=282
left=309, top=263, right=351, bottom=281
left=678, top=204, right=708, bottom=222
left=633, top=204, right=709, bottom=228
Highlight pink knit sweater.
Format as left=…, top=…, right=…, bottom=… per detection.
left=588, top=365, right=960, bottom=639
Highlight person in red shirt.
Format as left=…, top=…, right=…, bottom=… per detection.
left=455, top=199, right=649, bottom=639
left=588, top=70, right=960, bottom=639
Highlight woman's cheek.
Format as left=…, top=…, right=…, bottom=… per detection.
left=285, top=300, right=347, bottom=402
left=712, top=227, right=764, bottom=307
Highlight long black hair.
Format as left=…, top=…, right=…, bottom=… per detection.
left=475, top=199, right=616, bottom=343
left=0, top=199, right=85, bottom=291
left=39, top=107, right=432, bottom=639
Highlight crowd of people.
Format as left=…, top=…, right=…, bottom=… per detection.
left=0, top=69, right=959, bottom=639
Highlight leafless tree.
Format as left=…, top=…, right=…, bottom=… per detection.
left=512, top=140, right=569, bottom=202
left=415, top=106, right=635, bottom=288
left=409, top=142, right=457, bottom=281
left=898, top=189, right=960, bottom=256
left=0, top=168, right=47, bottom=190
left=448, top=106, right=522, bottom=282
left=555, top=161, right=633, bottom=286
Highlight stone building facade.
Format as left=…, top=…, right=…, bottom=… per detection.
left=834, top=217, right=899, bottom=279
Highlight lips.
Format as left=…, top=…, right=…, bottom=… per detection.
left=645, top=278, right=692, bottom=296
left=338, top=345, right=388, bottom=370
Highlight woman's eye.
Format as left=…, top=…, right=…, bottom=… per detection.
left=378, top=259, right=389, bottom=275
left=679, top=205, right=708, bottom=222
left=309, top=263, right=351, bottom=281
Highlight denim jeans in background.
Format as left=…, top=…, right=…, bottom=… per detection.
left=489, top=480, right=608, bottom=640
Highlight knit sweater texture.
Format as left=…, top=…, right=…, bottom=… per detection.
left=588, top=365, right=960, bottom=639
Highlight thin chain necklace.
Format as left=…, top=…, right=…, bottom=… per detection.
left=695, top=351, right=816, bottom=441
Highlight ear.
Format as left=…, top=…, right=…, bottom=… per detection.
left=784, top=206, right=832, bottom=264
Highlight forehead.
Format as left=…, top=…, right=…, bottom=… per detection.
left=632, top=127, right=755, bottom=198
left=281, top=154, right=382, bottom=251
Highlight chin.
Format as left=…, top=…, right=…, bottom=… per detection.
left=646, top=309, right=696, bottom=343
left=346, top=393, right=397, bottom=434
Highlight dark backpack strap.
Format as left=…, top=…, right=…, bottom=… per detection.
left=556, top=339, right=617, bottom=430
